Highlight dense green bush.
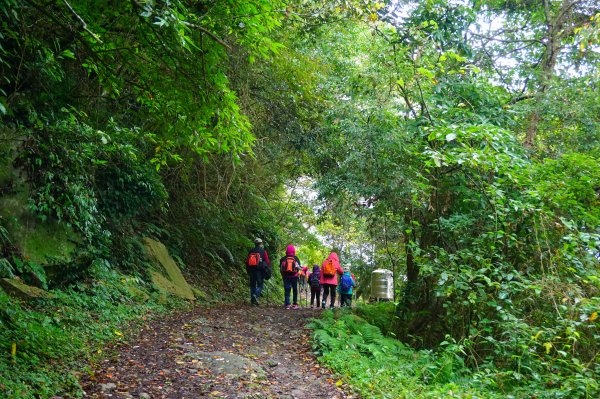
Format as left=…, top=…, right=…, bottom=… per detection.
left=15, top=114, right=167, bottom=243
left=311, top=307, right=600, bottom=398
left=353, top=302, right=396, bottom=336
left=310, top=310, right=486, bottom=399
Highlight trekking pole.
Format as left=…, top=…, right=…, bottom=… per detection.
left=303, top=282, right=306, bottom=306
left=305, top=280, right=309, bottom=306
left=306, top=283, right=308, bottom=306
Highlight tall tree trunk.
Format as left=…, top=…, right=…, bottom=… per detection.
left=525, top=0, right=578, bottom=147
left=404, top=213, right=418, bottom=282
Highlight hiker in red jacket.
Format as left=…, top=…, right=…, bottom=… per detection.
left=320, top=252, right=344, bottom=309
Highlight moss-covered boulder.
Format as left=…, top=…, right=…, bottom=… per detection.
left=143, top=237, right=194, bottom=300
left=0, top=278, right=53, bottom=299
left=0, top=171, right=77, bottom=265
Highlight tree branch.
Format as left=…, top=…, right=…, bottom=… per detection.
left=470, top=31, right=543, bottom=45
left=61, top=0, right=103, bottom=43
left=507, top=94, right=535, bottom=104
left=183, top=22, right=231, bottom=51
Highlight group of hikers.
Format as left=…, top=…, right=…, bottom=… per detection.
left=245, top=238, right=356, bottom=309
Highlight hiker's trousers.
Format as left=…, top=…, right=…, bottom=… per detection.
left=321, top=284, right=336, bottom=307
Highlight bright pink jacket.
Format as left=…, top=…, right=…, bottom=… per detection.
left=319, top=252, right=343, bottom=285
left=280, top=245, right=301, bottom=278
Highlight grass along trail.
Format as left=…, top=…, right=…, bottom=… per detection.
left=81, top=304, right=356, bottom=399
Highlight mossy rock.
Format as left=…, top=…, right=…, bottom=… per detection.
left=123, top=284, right=151, bottom=302
left=143, top=238, right=194, bottom=300
left=0, top=278, right=53, bottom=299
left=191, top=287, right=208, bottom=301
left=0, top=182, right=77, bottom=265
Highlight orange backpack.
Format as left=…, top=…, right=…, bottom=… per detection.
left=282, top=256, right=298, bottom=275
left=247, top=252, right=261, bottom=267
left=322, top=258, right=335, bottom=277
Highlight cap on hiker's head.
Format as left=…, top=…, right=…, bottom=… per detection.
left=344, top=266, right=350, bottom=272
left=254, top=237, right=263, bottom=244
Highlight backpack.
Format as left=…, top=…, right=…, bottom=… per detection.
left=322, top=258, right=335, bottom=277
left=282, top=256, right=298, bottom=275
left=246, top=248, right=262, bottom=267
left=340, top=274, right=353, bottom=293
left=309, top=271, right=321, bottom=289
left=263, top=266, right=272, bottom=280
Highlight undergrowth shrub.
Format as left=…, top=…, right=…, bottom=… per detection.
left=0, top=262, right=186, bottom=398
left=353, top=302, right=396, bottom=336
left=309, top=310, right=483, bottom=399
left=408, top=242, right=600, bottom=397
left=310, top=306, right=600, bottom=399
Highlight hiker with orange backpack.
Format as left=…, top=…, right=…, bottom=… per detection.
left=320, top=252, right=344, bottom=309
left=246, top=238, right=271, bottom=306
left=280, top=245, right=301, bottom=309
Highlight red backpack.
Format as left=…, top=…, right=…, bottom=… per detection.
left=247, top=252, right=261, bottom=267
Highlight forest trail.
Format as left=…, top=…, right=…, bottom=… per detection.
left=81, top=304, right=356, bottom=399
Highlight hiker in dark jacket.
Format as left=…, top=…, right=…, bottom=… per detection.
left=280, top=244, right=301, bottom=309
left=308, top=264, right=322, bottom=308
left=246, top=238, right=270, bottom=306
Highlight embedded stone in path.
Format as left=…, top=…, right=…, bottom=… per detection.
left=185, top=351, right=266, bottom=379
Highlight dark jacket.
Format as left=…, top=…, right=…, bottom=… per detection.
left=308, top=265, right=321, bottom=289
left=246, top=245, right=270, bottom=273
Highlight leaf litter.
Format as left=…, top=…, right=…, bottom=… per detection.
left=81, top=304, right=358, bottom=398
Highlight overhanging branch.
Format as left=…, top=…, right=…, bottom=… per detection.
left=61, top=0, right=103, bottom=43
left=183, top=22, right=232, bottom=51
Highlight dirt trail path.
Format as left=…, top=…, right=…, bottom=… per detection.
left=82, top=305, right=356, bottom=399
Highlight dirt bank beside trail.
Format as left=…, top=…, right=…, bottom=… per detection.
left=81, top=304, right=357, bottom=399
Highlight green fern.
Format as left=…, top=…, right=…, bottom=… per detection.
left=312, top=329, right=337, bottom=353
left=308, top=305, right=501, bottom=399
left=0, top=224, right=10, bottom=245
left=356, top=322, right=384, bottom=345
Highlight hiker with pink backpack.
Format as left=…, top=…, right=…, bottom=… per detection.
left=279, top=245, right=302, bottom=309
left=320, top=252, right=344, bottom=309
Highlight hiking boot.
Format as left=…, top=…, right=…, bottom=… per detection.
left=321, top=301, right=326, bottom=309
left=291, top=304, right=299, bottom=309
left=251, top=296, right=258, bottom=306
left=285, top=305, right=291, bottom=309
